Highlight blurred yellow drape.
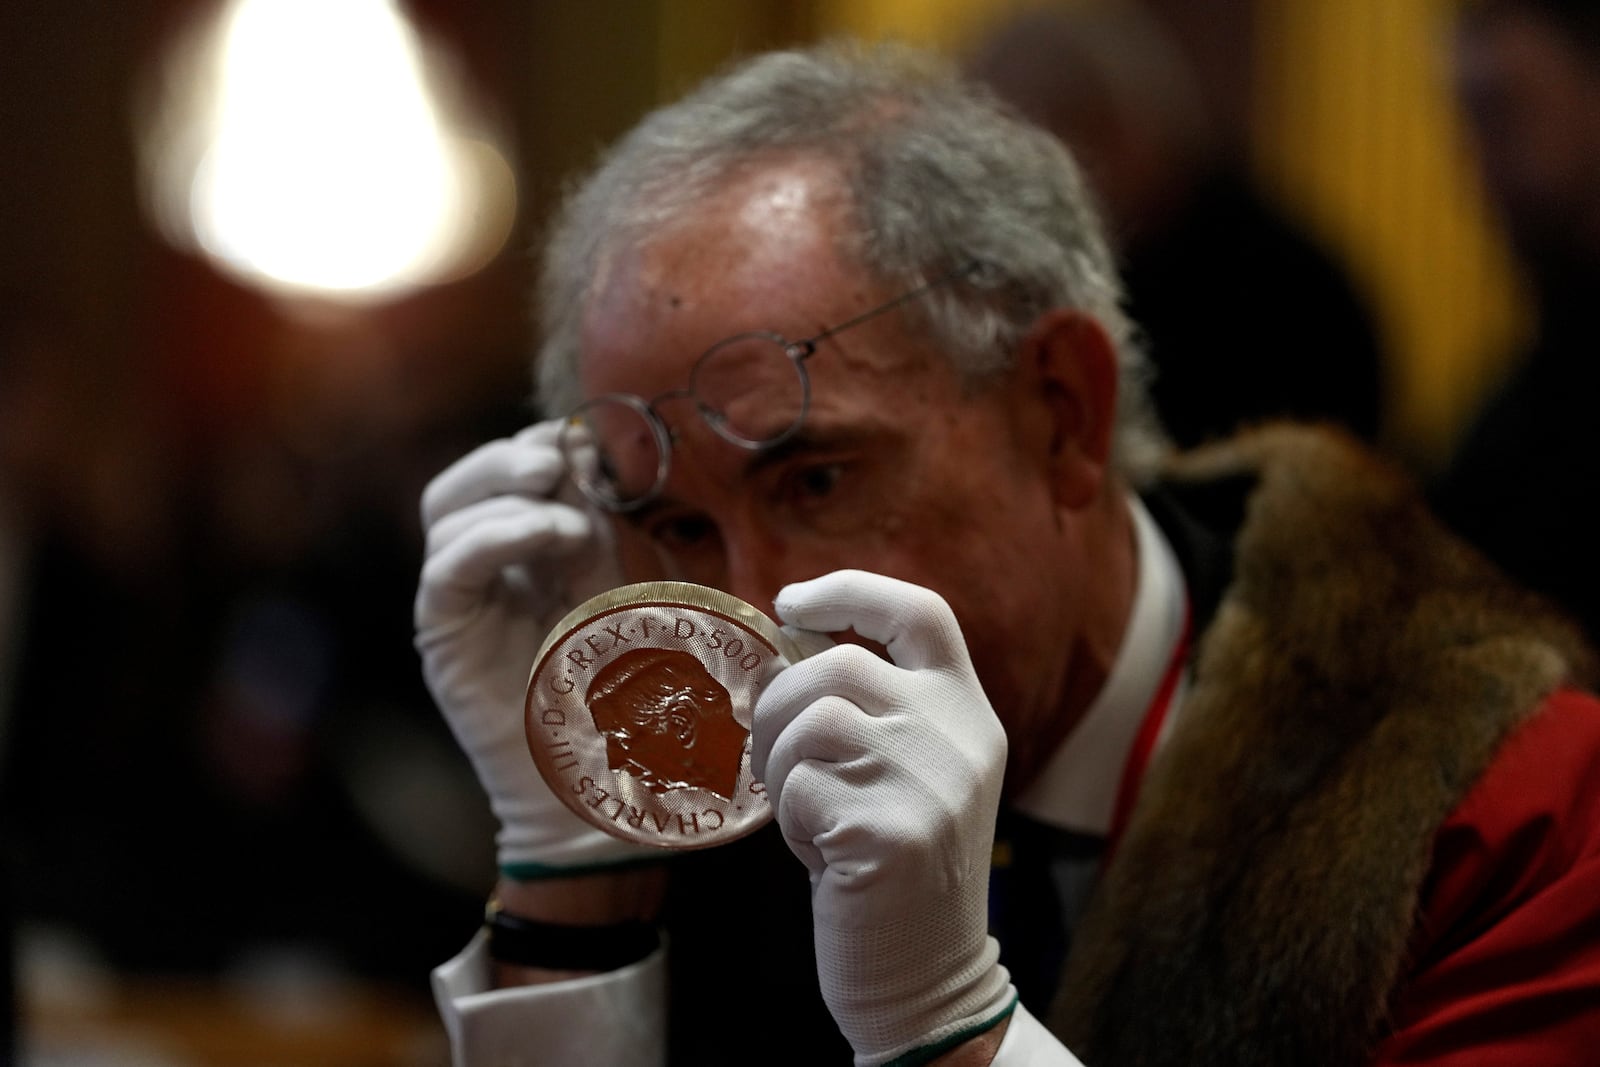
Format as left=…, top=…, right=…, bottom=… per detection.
left=1252, top=0, right=1528, bottom=467
left=647, top=0, right=1527, bottom=467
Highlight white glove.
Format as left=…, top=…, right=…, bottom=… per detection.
left=415, top=420, right=652, bottom=877
left=753, top=570, right=1016, bottom=1065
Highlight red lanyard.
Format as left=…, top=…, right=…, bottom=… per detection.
left=1107, top=599, right=1192, bottom=853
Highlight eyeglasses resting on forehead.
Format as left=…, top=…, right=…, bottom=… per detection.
left=558, top=259, right=991, bottom=512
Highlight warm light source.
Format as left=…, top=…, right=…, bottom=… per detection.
left=138, top=0, right=516, bottom=301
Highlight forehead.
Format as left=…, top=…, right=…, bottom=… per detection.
left=577, top=159, right=928, bottom=400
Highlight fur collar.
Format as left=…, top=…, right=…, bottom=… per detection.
left=1050, top=424, right=1594, bottom=1066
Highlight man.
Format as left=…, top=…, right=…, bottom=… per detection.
left=417, top=41, right=1600, bottom=1065
left=1432, top=0, right=1600, bottom=642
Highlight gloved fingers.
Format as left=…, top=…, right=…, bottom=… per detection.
left=755, top=643, right=910, bottom=742
left=755, top=691, right=871, bottom=805
left=759, top=660, right=1004, bottom=813
left=419, top=422, right=566, bottom=528
left=768, top=758, right=836, bottom=877
left=424, top=494, right=592, bottom=560
left=773, top=570, right=972, bottom=674
left=416, top=499, right=595, bottom=628
left=760, top=695, right=878, bottom=882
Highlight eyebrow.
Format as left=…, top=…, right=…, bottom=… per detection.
left=618, top=422, right=881, bottom=528
left=742, top=422, right=876, bottom=480
left=742, top=431, right=820, bottom=479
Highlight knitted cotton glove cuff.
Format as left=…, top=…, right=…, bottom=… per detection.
left=881, top=996, right=1019, bottom=1067
left=492, top=804, right=666, bottom=876
left=815, top=878, right=1015, bottom=1066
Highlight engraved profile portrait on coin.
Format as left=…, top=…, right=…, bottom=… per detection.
left=586, top=646, right=746, bottom=800
left=525, top=582, right=824, bottom=850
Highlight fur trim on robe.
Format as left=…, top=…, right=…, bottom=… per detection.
left=1049, top=424, right=1595, bottom=1067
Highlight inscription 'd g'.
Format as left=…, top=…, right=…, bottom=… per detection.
left=527, top=600, right=777, bottom=850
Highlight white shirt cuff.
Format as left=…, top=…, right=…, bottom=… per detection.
left=993, top=1000, right=1086, bottom=1066
left=432, top=928, right=667, bottom=1066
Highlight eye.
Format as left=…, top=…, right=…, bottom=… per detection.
left=648, top=512, right=718, bottom=552
left=785, top=462, right=845, bottom=502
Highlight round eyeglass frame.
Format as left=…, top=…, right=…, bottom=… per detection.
left=558, top=260, right=986, bottom=512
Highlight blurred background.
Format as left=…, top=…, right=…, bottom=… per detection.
left=0, top=0, right=1563, bottom=1063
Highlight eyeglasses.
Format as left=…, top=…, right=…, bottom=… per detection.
left=559, top=259, right=985, bottom=511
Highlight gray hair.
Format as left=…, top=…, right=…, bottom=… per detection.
left=534, top=39, right=1169, bottom=484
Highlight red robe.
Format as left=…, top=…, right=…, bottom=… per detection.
left=1380, top=686, right=1600, bottom=1063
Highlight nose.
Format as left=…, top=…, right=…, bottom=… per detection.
left=722, top=525, right=791, bottom=621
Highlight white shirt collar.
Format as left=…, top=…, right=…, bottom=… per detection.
left=1011, top=494, right=1188, bottom=836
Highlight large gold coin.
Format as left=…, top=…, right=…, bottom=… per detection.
left=525, top=582, right=824, bottom=850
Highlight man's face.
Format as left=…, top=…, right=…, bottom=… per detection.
left=576, top=158, right=1112, bottom=781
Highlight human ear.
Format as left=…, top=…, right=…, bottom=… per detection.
left=1015, top=309, right=1118, bottom=510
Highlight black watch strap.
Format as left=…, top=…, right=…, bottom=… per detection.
left=484, top=899, right=660, bottom=972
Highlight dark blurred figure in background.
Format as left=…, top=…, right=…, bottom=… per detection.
left=0, top=297, right=148, bottom=1065
left=0, top=302, right=37, bottom=1067
left=0, top=278, right=509, bottom=1029
left=0, top=1, right=560, bottom=1055
left=966, top=3, right=1386, bottom=449
left=1433, top=0, right=1600, bottom=642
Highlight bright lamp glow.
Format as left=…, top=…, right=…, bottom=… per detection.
left=141, top=0, right=516, bottom=301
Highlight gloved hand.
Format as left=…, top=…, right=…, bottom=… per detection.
left=753, top=570, right=1016, bottom=1065
left=415, top=420, right=652, bottom=878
